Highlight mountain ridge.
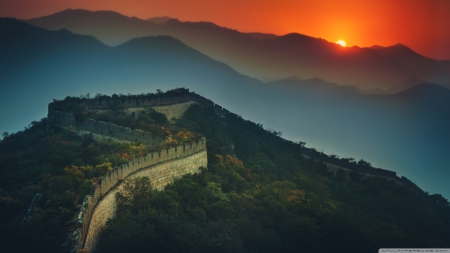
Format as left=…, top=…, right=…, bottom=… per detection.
left=2, top=17, right=449, bottom=200
left=24, top=9, right=450, bottom=91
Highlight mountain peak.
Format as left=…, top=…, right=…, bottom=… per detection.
left=392, top=43, right=408, bottom=48
left=147, top=16, right=173, bottom=25
left=405, top=82, right=449, bottom=92
left=397, top=83, right=450, bottom=100
left=164, top=19, right=223, bottom=30
left=117, top=35, right=192, bottom=52
left=247, top=32, right=277, bottom=40
left=279, top=33, right=315, bottom=40
left=31, top=8, right=134, bottom=21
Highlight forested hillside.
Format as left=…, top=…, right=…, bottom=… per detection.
left=0, top=95, right=449, bottom=253
left=0, top=98, right=198, bottom=252
left=97, top=104, right=450, bottom=252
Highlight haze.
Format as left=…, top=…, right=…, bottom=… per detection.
left=1, top=0, right=449, bottom=202
left=1, top=0, right=450, bottom=60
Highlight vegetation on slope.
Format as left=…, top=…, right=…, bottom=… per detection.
left=0, top=119, right=165, bottom=252
left=96, top=104, right=450, bottom=253
left=0, top=94, right=449, bottom=253
left=0, top=101, right=199, bottom=252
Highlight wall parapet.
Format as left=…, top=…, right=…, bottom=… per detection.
left=48, top=111, right=158, bottom=145
left=301, top=152, right=422, bottom=192
left=48, top=90, right=230, bottom=118
left=48, top=90, right=421, bottom=193
left=46, top=90, right=424, bottom=252
left=48, top=90, right=420, bottom=193
left=46, top=94, right=209, bottom=252
left=76, top=137, right=206, bottom=252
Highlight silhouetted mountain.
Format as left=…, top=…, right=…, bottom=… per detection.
left=397, top=82, right=450, bottom=100
left=2, top=18, right=449, bottom=200
left=26, top=9, right=160, bottom=46
left=370, top=44, right=450, bottom=87
left=262, top=78, right=450, bottom=199
left=26, top=9, right=450, bottom=91
left=0, top=18, right=260, bottom=136
left=247, top=32, right=278, bottom=40
left=147, top=16, right=173, bottom=24
left=0, top=17, right=106, bottom=71
left=268, top=76, right=361, bottom=94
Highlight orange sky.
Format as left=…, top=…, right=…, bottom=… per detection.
left=1, top=0, right=450, bottom=60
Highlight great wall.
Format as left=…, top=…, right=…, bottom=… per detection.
left=47, top=89, right=422, bottom=252
left=75, top=138, right=207, bottom=252
left=48, top=93, right=212, bottom=252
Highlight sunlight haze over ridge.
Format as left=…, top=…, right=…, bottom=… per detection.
left=1, top=0, right=449, bottom=60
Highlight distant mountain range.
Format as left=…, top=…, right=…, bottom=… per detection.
left=1, top=17, right=449, bottom=200
left=147, top=16, right=173, bottom=25
left=0, top=17, right=260, bottom=135
left=26, top=9, right=450, bottom=92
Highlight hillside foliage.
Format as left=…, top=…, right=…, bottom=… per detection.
left=0, top=102, right=449, bottom=253
left=97, top=104, right=450, bottom=253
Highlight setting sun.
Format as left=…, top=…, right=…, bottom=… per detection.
left=336, top=40, right=346, bottom=47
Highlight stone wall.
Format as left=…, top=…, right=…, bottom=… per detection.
left=151, top=101, right=198, bottom=120
left=47, top=91, right=233, bottom=146
left=96, top=101, right=199, bottom=121
left=47, top=97, right=210, bottom=252
left=301, top=153, right=421, bottom=191
left=322, top=160, right=402, bottom=185
left=79, top=93, right=193, bottom=109
left=48, top=111, right=157, bottom=145
left=48, top=91, right=230, bottom=118
left=77, top=138, right=207, bottom=252
left=47, top=92, right=422, bottom=252
left=49, top=92, right=419, bottom=193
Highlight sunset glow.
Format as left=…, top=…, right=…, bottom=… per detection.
left=336, top=40, right=346, bottom=47
left=0, top=0, right=449, bottom=59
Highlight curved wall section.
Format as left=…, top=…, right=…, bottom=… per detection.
left=81, top=150, right=207, bottom=251
left=75, top=138, right=207, bottom=252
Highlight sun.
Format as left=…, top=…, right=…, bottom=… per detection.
left=336, top=40, right=346, bottom=47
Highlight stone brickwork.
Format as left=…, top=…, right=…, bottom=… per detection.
left=79, top=93, right=193, bottom=109
left=47, top=96, right=210, bottom=252
left=48, top=111, right=157, bottom=145
left=47, top=90, right=422, bottom=252
left=77, top=139, right=207, bottom=252
left=301, top=153, right=421, bottom=191
left=48, top=91, right=231, bottom=119
left=151, top=101, right=198, bottom=120
left=98, top=101, right=199, bottom=121
left=323, top=161, right=402, bottom=185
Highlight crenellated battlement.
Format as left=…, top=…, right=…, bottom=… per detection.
left=47, top=91, right=209, bottom=252
left=48, top=90, right=420, bottom=195
left=47, top=90, right=422, bottom=252
left=48, top=89, right=230, bottom=118
left=48, top=110, right=158, bottom=145
left=76, top=137, right=207, bottom=252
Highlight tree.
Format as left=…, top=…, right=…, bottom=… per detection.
left=109, top=102, right=126, bottom=117
left=297, top=141, right=306, bottom=148
left=357, top=159, right=371, bottom=167
left=140, top=106, right=168, bottom=124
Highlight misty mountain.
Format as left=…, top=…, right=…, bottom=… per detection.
left=0, top=17, right=106, bottom=72
left=26, top=9, right=161, bottom=46
left=1, top=18, right=449, bottom=200
left=370, top=44, right=450, bottom=87
left=0, top=18, right=260, bottom=135
left=247, top=32, right=278, bottom=40
left=26, top=9, right=450, bottom=91
left=259, top=77, right=450, bottom=199
left=147, top=16, right=174, bottom=25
